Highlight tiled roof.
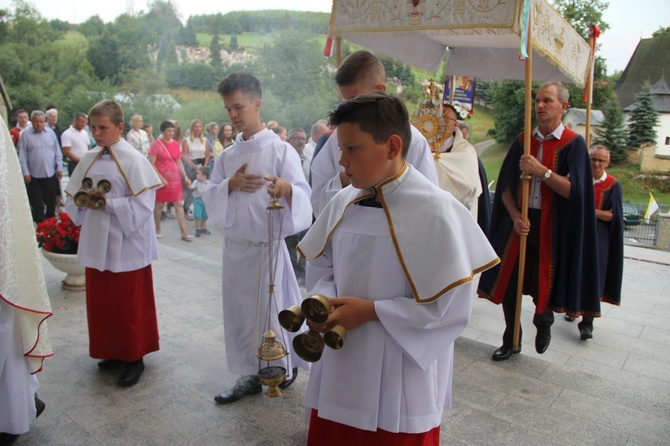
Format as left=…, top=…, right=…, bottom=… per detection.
left=614, top=35, right=670, bottom=108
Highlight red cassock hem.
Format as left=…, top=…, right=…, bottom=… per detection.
left=307, top=409, right=440, bottom=446
left=85, top=265, right=160, bottom=361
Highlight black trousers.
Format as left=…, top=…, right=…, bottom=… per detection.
left=501, top=209, right=555, bottom=347
left=26, top=175, right=59, bottom=223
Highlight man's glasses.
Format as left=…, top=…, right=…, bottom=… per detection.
left=590, top=157, right=608, bottom=164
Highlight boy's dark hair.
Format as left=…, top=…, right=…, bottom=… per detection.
left=160, top=120, right=175, bottom=132
left=329, top=91, right=411, bottom=158
left=89, top=100, right=124, bottom=126
left=335, top=50, right=385, bottom=88
left=15, top=108, right=28, bottom=117
left=198, top=166, right=211, bottom=179
left=217, top=71, right=262, bottom=100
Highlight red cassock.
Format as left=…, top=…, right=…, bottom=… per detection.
left=85, top=265, right=159, bottom=362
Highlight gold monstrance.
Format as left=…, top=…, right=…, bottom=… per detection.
left=257, top=180, right=290, bottom=397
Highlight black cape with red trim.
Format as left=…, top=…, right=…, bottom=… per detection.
left=594, top=175, right=624, bottom=306
left=477, top=128, right=601, bottom=317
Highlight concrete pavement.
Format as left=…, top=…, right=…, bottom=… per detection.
left=14, top=218, right=670, bottom=445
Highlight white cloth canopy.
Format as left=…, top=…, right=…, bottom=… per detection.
left=329, top=0, right=590, bottom=86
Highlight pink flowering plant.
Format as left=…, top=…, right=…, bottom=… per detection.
left=35, top=212, right=80, bottom=254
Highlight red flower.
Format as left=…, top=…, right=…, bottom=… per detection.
left=35, top=212, right=80, bottom=254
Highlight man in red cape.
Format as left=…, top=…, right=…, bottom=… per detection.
left=565, top=145, right=623, bottom=340
left=478, top=82, right=601, bottom=360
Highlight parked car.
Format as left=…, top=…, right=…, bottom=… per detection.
left=622, top=202, right=641, bottom=227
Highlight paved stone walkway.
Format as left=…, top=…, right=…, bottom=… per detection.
left=15, top=218, right=670, bottom=445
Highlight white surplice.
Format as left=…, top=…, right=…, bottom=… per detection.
left=435, top=127, right=482, bottom=219
left=65, top=139, right=161, bottom=273
left=309, top=124, right=438, bottom=217
left=298, top=164, right=498, bottom=433
left=203, top=129, right=312, bottom=376
left=0, top=116, right=52, bottom=435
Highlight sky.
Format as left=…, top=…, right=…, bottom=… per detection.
left=1, top=0, right=668, bottom=74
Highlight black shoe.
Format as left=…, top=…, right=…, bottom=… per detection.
left=0, top=432, right=19, bottom=446
left=35, top=394, right=45, bottom=418
left=214, top=376, right=262, bottom=404
left=535, top=328, right=551, bottom=354
left=117, top=358, right=145, bottom=387
left=580, top=327, right=593, bottom=340
left=278, top=367, right=298, bottom=390
left=564, top=315, right=576, bottom=322
left=491, top=345, right=521, bottom=361
left=195, top=229, right=202, bottom=237
left=97, top=359, right=124, bottom=370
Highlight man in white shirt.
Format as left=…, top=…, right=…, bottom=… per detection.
left=61, top=113, right=90, bottom=177
left=286, top=127, right=310, bottom=286
left=304, top=119, right=328, bottom=159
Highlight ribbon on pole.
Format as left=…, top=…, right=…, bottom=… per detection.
left=519, top=0, right=531, bottom=59
left=583, top=24, right=601, bottom=103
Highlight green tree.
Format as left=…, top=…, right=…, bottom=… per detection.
left=626, top=83, right=660, bottom=149
left=253, top=30, right=336, bottom=130
left=488, top=81, right=528, bottom=144
left=652, top=26, right=670, bottom=37
left=229, top=34, right=239, bottom=52
left=210, top=34, right=222, bottom=66
left=551, top=0, right=610, bottom=41
left=594, top=98, right=628, bottom=163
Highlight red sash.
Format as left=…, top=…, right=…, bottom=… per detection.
left=492, top=128, right=579, bottom=313
left=594, top=175, right=617, bottom=210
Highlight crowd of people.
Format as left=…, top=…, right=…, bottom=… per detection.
left=2, top=50, right=625, bottom=446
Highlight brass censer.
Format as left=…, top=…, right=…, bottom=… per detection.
left=279, top=294, right=347, bottom=362
left=74, top=177, right=112, bottom=209
left=256, top=179, right=291, bottom=398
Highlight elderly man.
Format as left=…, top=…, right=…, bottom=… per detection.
left=286, top=127, right=310, bottom=286
left=17, top=111, right=63, bottom=223
left=565, top=145, right=623, bottom=340
left=478, top=81, right=600, bottom=360
left=9, top=109, right=31, bottom=146
left=61, top=113, right=90, bottom=177
left=45, top=107, right=62, bottom=148
left=434, top=105, right=482, bottom=218
left=304, top=119, right=328, bottom=159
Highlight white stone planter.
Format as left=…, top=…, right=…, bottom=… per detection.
left=42, top=249, right=86, bottom=291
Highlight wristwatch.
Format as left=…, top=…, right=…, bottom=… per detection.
left=542, top=169, right=552, bottom=181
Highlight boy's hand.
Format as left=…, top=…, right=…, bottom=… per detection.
left=310, top=297, right=378, bottom=331
left=265, top=176, right=292, bottom=200
left=229, top=163, right=264, bottom=193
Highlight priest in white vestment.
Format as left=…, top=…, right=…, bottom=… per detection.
left=0, top=115, right=52, bottom=443
left=434, top=104, right=482, bottom=219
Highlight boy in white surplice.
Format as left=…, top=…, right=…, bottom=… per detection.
left=298, top=92, right=499, bottom=445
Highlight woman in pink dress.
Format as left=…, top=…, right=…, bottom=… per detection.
left=148, top=121, right=193, bottom=241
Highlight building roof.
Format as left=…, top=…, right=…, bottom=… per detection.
left=614, top=35, right=670, bottom=108
left=563, top=108, right=605, bottom=126
left=623, top=76, right=670, bottom=113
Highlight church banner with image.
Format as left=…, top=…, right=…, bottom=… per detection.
left=443, top=76, right=476, bottom=115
